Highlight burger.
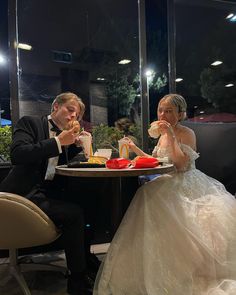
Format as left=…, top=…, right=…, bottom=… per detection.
left=148, top=121, right=161, bottom=138
left=66, top=120, right=81, bottom=134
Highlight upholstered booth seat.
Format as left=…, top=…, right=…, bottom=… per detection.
left=0, top=192, right=66, bottom=295
left=183, top=121, right=236, bottom=195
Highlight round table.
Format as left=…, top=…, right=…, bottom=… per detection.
left=56, top=164, right=174, bottom=177
left=56, top=164, right=174, bottom=235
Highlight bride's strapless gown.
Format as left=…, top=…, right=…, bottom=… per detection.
left=93, top=144, right=236, bottom=295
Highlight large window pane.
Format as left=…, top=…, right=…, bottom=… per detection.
left=17, top=0, right=140, bottom=150
left=175, top=0, right=236, bottom=122
left=146, top=0, right=168, bottom=153
left=0, top=0, right=10, bottom=127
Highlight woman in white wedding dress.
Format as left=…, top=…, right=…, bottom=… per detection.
left=93, top=94, right=236, bottom=295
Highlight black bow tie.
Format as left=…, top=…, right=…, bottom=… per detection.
left=49, top=119, right=62, bottom=135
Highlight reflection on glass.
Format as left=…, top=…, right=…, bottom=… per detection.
left=0, top=0, right=11, bottom=130
left=175, top=0, right=236, bottom=123
left=17, top=0, right=140, bottom=151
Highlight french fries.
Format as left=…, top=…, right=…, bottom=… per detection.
left=88, top=156, right=107, bottom=164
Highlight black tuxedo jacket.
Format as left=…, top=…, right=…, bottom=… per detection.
left=0, top=115, right=81, bottom=197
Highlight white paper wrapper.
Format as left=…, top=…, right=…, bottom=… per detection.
left=94, top=149, right=112, bottom=159
left=148, top=124, right=161, bottom=138
left=78, top=135, right=93, bottom=158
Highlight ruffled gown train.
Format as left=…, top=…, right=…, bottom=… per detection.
left=93, top=144, right=236, bottom=295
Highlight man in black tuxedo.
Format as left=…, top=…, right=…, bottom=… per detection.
left=0, top=92, right=94, bottom=295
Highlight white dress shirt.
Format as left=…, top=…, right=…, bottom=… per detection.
left=45, top=115, right=62, bottom=180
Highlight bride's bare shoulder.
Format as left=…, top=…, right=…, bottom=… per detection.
left=178, top=125, right=196, bottom=150
left=179, top=125, right=195, bottom=136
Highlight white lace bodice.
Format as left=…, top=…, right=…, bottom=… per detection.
left=152, top=143, right=199, bottom=171
left=94, top=140, right=236, bottom=295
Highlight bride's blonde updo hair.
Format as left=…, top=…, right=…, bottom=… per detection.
left=160, top=93, right=187, bottom=121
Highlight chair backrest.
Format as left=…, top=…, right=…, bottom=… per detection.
left=0, top=192, right=59, bottom=249
left=183, top=121, right=236, bottom=194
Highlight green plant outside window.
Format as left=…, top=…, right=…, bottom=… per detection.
left=0, top=126, right=12, bottom=162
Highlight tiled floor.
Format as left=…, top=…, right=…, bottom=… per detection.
left=0, top=244, right=109, bottom=295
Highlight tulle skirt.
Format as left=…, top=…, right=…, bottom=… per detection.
left=93, top=169, right=236, bottom=295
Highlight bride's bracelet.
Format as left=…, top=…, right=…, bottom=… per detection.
left=169, top=127, right=176, bottom=139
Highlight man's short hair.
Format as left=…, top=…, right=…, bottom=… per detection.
left=51, top=92, right=85, bottom=120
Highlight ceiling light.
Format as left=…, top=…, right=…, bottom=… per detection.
left=225, top=83, right=234, bottom=87
left=0, top=53, right=6, bottom=64
left=18, top=43, right=32, bottom=50
left=145, top=69, right=155, bottom=77
left=211, top=61, right=223, bottom=66
left=230, top=15, right=236, bottom=22
left=226, top=13, right=234, bottom=19
left=175, top=78, right=183, bottom=82
left=118, top=59, right=131, bottom=65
